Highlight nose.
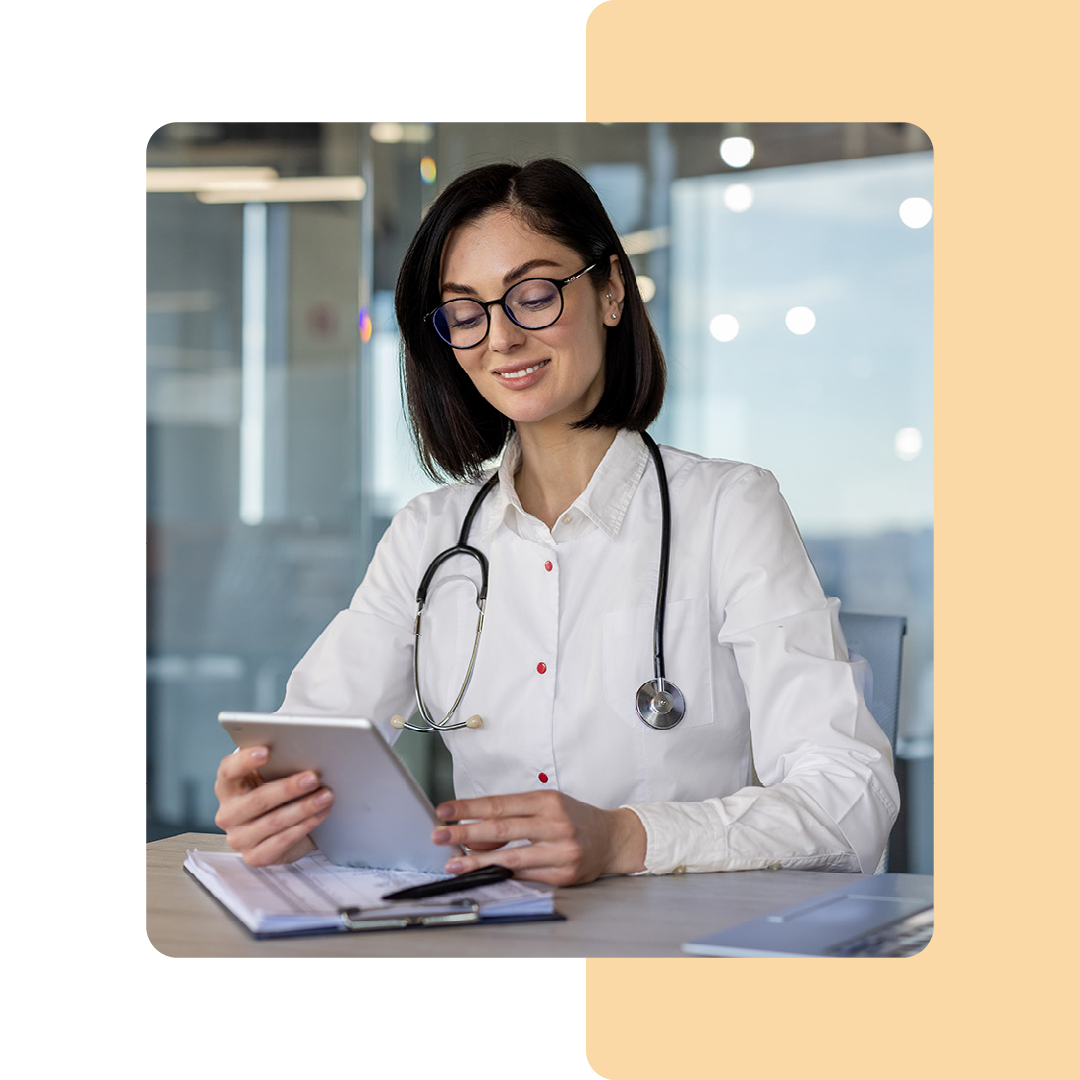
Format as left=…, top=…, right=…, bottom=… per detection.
left=486, top=303, right=526, bottom=352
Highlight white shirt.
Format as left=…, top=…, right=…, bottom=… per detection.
left=280, top=429, right=899, bottom=875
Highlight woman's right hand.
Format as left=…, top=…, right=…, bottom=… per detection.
left=213, top=745, right=334, bottom=866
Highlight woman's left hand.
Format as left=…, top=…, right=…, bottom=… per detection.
left=431, top=790, right=647, bottom=886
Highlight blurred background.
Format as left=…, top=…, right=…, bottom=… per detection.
left=146, top=121, right=933, bottom=871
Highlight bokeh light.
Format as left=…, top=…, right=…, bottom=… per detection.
left=420, top=156, right=437, bottom=184
left=709, top=314, right=740, bottom=342
left=784, top=306, right=816, bottom=334
left=719, top=137, right=755, bottom=168
left=723, top=183, right=754, bottom=212
left=899, top=196, right=933, bottom=228
left=895, top=427, right=923, bottom=460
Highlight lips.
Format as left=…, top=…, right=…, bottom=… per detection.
left=492, top=359, right=550, bottom=386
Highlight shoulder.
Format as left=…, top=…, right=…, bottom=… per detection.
left=649, top=442, right=797, bottom=549
left=655, top=442, right=779, bottom=504
left=389, top=473, right=495, bottom=537
left=358, top=475, right=495, bottom=605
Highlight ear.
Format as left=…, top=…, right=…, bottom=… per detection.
left=603, top=253, right=626, bottom=325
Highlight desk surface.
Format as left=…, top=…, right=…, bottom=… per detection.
left=2, top=829, right=868, bottom=959
left=148, top=833, right=867, bottom=958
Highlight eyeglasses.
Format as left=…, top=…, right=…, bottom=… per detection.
left=426, top=264, right=597, bottom=350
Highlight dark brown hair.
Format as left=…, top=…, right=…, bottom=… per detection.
left=395, top=158, right=666, bottom=481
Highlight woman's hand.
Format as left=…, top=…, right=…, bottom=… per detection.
left=213, top=745, right=334, bottom=866
left=430, top=790, right=647, bottom=886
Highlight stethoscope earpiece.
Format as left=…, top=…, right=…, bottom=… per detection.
left=393, top=712, right=483, bottom=730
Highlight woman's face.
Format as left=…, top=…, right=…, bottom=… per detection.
left=439, top=209, right=623, bottom=433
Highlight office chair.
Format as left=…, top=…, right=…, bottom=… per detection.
left=837, top=612, right=906, bottom=753
left=837, top=611, right=907, bottom=873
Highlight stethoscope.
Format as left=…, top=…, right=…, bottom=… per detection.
left=390, top=431, right=686, bottom=734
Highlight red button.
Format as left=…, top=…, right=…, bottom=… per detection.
left=544, top=561, right=553, bottom=572
left=538, top=772, right=549, bottom=784
left=536, top=662, right=547, bottom=674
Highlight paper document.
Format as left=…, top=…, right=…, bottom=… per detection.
left=185, top=849, right=555, bottom=936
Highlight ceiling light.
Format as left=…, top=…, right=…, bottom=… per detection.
left=620, top=226, right=670, bottom=254
left=146, top=167, right=279, bottom=192
left=370, top=122, right=433, bottom=143
left=196, top=177, right=367, bottom=203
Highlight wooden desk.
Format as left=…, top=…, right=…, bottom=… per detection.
left=148, top=833, right=865, bottom=957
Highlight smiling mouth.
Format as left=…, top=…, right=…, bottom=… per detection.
left=495, top=360, right=550, bottom=380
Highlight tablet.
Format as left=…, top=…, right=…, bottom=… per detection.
left=217, top=712, right=462, bottom=873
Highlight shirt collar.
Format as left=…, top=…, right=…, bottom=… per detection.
left=480, top=428, right=650, bottom=542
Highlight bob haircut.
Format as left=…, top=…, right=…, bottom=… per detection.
left=394, top=158, right=667, bottom=482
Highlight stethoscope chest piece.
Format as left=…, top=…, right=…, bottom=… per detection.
left=636, top=679, right=686, bottom=730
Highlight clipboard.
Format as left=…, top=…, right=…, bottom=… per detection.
left=183, top=848, right=563, bottom=939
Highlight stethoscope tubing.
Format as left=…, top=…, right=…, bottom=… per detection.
left=398, top=432, right=684, bottom=733
left=642, top=432, right=671, bottom=687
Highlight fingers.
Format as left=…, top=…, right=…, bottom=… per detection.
left=218, top=781, right=332, bottom=864
left=219, top=773, right=332, bottom=829
left=436, top=791, right=553, bottom=823
left=240, top=812, right=328, bottom=867
left=440, top=840, right=586, bottom=888
left=431, top=790, right=597, bottom=887
left=214, top=746, right=334, bottom=863
left=214, top=745, right=269, bottom=797
left=215, top=766, right=328, bottom=828
left=434, top=791, right=571, bottom=845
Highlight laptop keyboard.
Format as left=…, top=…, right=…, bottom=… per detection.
left=828, top=907, right=934, bottom=957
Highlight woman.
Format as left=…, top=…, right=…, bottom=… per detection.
left=214, top=158, right=899, bottom=885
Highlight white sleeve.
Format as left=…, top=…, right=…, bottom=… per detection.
left=625, top=468, right=899, bottom=875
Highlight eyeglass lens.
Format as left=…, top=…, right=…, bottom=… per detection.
left=433, top=278, right=563, bottom=349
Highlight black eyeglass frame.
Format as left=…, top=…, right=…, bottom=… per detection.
left=425, top=263, right=598, bottom=350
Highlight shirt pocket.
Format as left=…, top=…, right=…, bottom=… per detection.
left=601, top=596, right=715, bottom=730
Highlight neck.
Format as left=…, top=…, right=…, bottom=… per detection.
left=513, top=425, right=619, bottom=530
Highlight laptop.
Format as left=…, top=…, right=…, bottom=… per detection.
left=682, top=873, right=933, bottom=958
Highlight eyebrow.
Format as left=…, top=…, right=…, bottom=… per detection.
left=441, top=258, right=564, bottom=298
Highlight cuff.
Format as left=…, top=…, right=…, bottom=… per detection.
left=620, top=801, right=728, bottom=875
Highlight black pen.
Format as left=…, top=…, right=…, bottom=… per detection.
left=381, top=864, right=513, bottom=901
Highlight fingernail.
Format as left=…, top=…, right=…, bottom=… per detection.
left=315, top=789, right=333, bottom=805
left=445, top=860, right=464, bottom=873
left=251, top=747, right=268, bottom=762
left=436, top=803, right=455, bottom=819
left=298, top=772, right=318, bottom=790
left=432, top=828, right=451, bottom=844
